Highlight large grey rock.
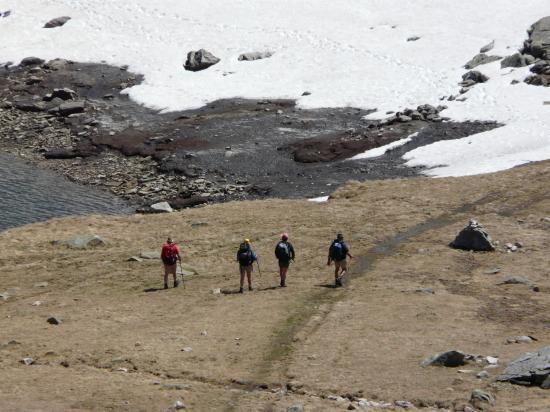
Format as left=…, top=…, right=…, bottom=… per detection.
left=15, top=100, right=46, bottom=112
left=422, top=350, right=467, bottom=367
left=20, top=57, right=45, bottom=67
left=501, top=53, right=535, bottom=69
left=44, top=16, right=71, bottom=28
left=56, top=235, right=106, bottom=249
left=238, top=51, right=273, bottom=61
left=450, top=219, right=495, bottom=251
left=139, top=251, right=160, bottom=260
left=498, top=346, right=550, bottom=388
left=464, top=53, right=501, bottom=69
left=524, top=16, right=550, bottom=59
left=47, top=316, right=63, bottom=325
left=184, top=49, right=220, bottom=71
left=44, top=88, right=77, bottom=101
left=462, top=71, right=489, bottom=84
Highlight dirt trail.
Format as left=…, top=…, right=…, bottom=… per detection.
left=0, top=161, right=549, bottom=411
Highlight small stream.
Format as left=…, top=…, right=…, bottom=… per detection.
left=0, top=154, right=132, bottom=231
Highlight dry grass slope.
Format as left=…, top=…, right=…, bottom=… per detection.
left=1, top=161, right=549, bottom=411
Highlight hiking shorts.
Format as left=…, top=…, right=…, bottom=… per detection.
left=334, top=259, right=347, bottom=271
left=164, top=263, right=177, bottom=275
left=278, top=259, right=291, bottom=269
left=239, top=264, right=253, bottom=275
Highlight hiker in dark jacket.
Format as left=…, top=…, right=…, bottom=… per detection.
left=161, top=237, right=181, bottom=289
left=327, top=233, right=353, bottom=287
left=236, top=239, right=257, bottom=293
left=275, top=233, right=295, bottom=287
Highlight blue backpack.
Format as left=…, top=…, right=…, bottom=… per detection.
left=330, top=241, right=346, bottom=261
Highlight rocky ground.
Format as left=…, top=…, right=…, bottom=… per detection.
left=0, top=59, right=501, bottom=210
left=0, top=160, right=548, bottom=411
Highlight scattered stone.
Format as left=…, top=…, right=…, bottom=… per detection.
left=498, top=346, right=550, bottom=387
left=301, top=91, right=311, bottom=96
left=238, top=51, right=274, bottom=61
left=422, top=350, right=467, bottom=367
left=450, top=219, right=495, bottom=251
left=190, top=221, right=208, bottom=227
left=44, top=88, right=77, bottom=101
left=200, top=330, right=208, bottom=336
left=60, top=360, right=69, bottom=367
left=414, top=288, right=435, bottom=294
left=127, top=256, right=143, bottom=262
left=139, top=251, right=159, bottom=260
left=347, top=404, right=356, bottom=410
left=44, top=16, right=71, bottom=28
left=498, top=276, right=533, bottom=286
left=477, top=371, right=490, bottom=379
left=161, top=383, right=189, bottom=390
left=174, top=400, right=185, bottom=410
left=56, top=235, right=106, bottom=249
left=462, top=70, right=489, bottom=84
left=54, top=100, right=86, bottom=116
left=485, top=356, right=499, bottom=365
left=0, top=292, right=10, bottom=301
left=287, top=405, right=304, bottom=412
left=33, top=282, right=49, bottom=288
left=211, top=288, right=221, bottom=295
left=47, top=316, right=63, bottom=325
left=407, top=36, right=420, bottom=42
left=15, top=100, right=46, bottom=113
left=181, top=347, right=193, bottom=352
left=150, top=201, right=174, bottom=213
left=21, top=357, right=35, bottom=366
left=20, top=57, right=45, bottom=67
left=464, top=53, right=501, bottom=69
left=32, top=301, right=42, bottom=306
left=501, top=53, right=535, bottom=69
left=470, top=389, right=495, bottom=407
left=184, top=49, right=220, bottom=71
left=484, top=268, right=501, bottom=275
left=506, top=335, right=537, bottom=344
left=480, top=40, right=495, bottom=53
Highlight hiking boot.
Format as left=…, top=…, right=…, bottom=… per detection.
left=239, top=287, right=244, bottom=293
left=248, top=286, right=253, bottom=291
left=174, top=280, right=180, bottom=288
left=335, top=278, right=343, bottom=287
left=164, top=283, right=169, bottom=290
left=280, top=281, right=286, bottom=287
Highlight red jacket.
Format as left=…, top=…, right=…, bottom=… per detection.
left=161, top=243, right=180, bottom=263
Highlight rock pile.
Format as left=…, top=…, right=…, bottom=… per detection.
left=379, top=104, right=448, bottom=126
left=450, top=219, right=496, bottom=251
left=525, top=60, right=550, bottom=86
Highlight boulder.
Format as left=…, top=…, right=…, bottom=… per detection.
left=498, top=346, right=550, bottom=388
left=44, top=16, right=71, bottom=28
left=15, top=100, right=45, bottom=112
left=480, top=40, right=495, bottom=53
left=497, top=276, right=533, bottom=286
left=450, top=219, right=495, bottom=251
left=150, top=201, right=174, bottom=213
left=139, top=251, right=160, bottom=260
left=506, top=335, right=537, bottom=344
left=20, top=57, right=45, bottom=67
left=422, top=350, right=467, bottom=367
left=462, top=71, right=489, bottom=83
left=44, top=88, right=77, bottom=101
left=56, top=235, right=106, bottom=249
left=523, top=16, right=550, bottom=59
left=464, top=53, right=501, bottom=69
left=54, top=100, right=85, bottom=116
left=238, top=51, right=274, bottom=61
left=47, top=316, right=63, bottom=325
left=184, top=49, right=220, bottom=71
left=470, top=389, right=495, bottom=407
left=501, top=53, right=535, bottom=69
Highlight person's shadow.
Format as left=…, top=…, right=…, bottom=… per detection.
left=143, top=287, right=165, bottom=293
left=315, top=283, right=337, bottom=289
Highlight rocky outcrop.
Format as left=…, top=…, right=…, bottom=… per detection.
left=525, top=60, right=550, bottom=86
left=464, top=53, right=501, bottom=69
left=498, top=346, right=550, bottom=388
left=501, top=52, right=535, bottom=68
left=523, top=16, right=550, bottom=60
left=238, top=51, right=273, bottom=61
left=44, top=16, right=71, bottom=28
left=480, top=40, right=495, bottom=53
left=450, top=219, right=496, bottom=251
left=54, top=235, right=106, bottom=249
left=19, top=57, right=45, bottom=67
left=422, top=350, right=467, bottom=367
left=184, top=49, right=220, bottom=71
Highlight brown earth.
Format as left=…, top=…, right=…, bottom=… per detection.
left=0, top=161, right=549, bottom=411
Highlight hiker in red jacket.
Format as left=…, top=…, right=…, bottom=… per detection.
left=161, top=237, right=181, bottom=289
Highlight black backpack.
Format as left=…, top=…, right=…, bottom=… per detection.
left=275, top=241, right=291, bottom=260
left=237, top=243, right=253, bottom=265
left=330, top=241, right=346, bottom=261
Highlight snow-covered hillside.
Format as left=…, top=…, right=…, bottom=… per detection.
left=1, top=0, right=549, bottom=177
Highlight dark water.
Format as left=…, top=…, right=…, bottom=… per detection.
left=0, top=154, right=132, bottom=231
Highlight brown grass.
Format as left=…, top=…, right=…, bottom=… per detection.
left=0, top=161, right=549, bottom=411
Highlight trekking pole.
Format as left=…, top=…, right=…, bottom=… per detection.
left=256, top=259, right=262, bottom=278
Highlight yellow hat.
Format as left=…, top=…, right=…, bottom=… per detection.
left=244, top=238, right=250, bottom=244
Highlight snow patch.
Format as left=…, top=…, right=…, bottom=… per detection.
left=308, top=196, right=329, bottom=203
left=350, top=132, right=417, bottom=160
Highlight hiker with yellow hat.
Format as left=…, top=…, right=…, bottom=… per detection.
left=236, top=238, right=257, bottom=293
